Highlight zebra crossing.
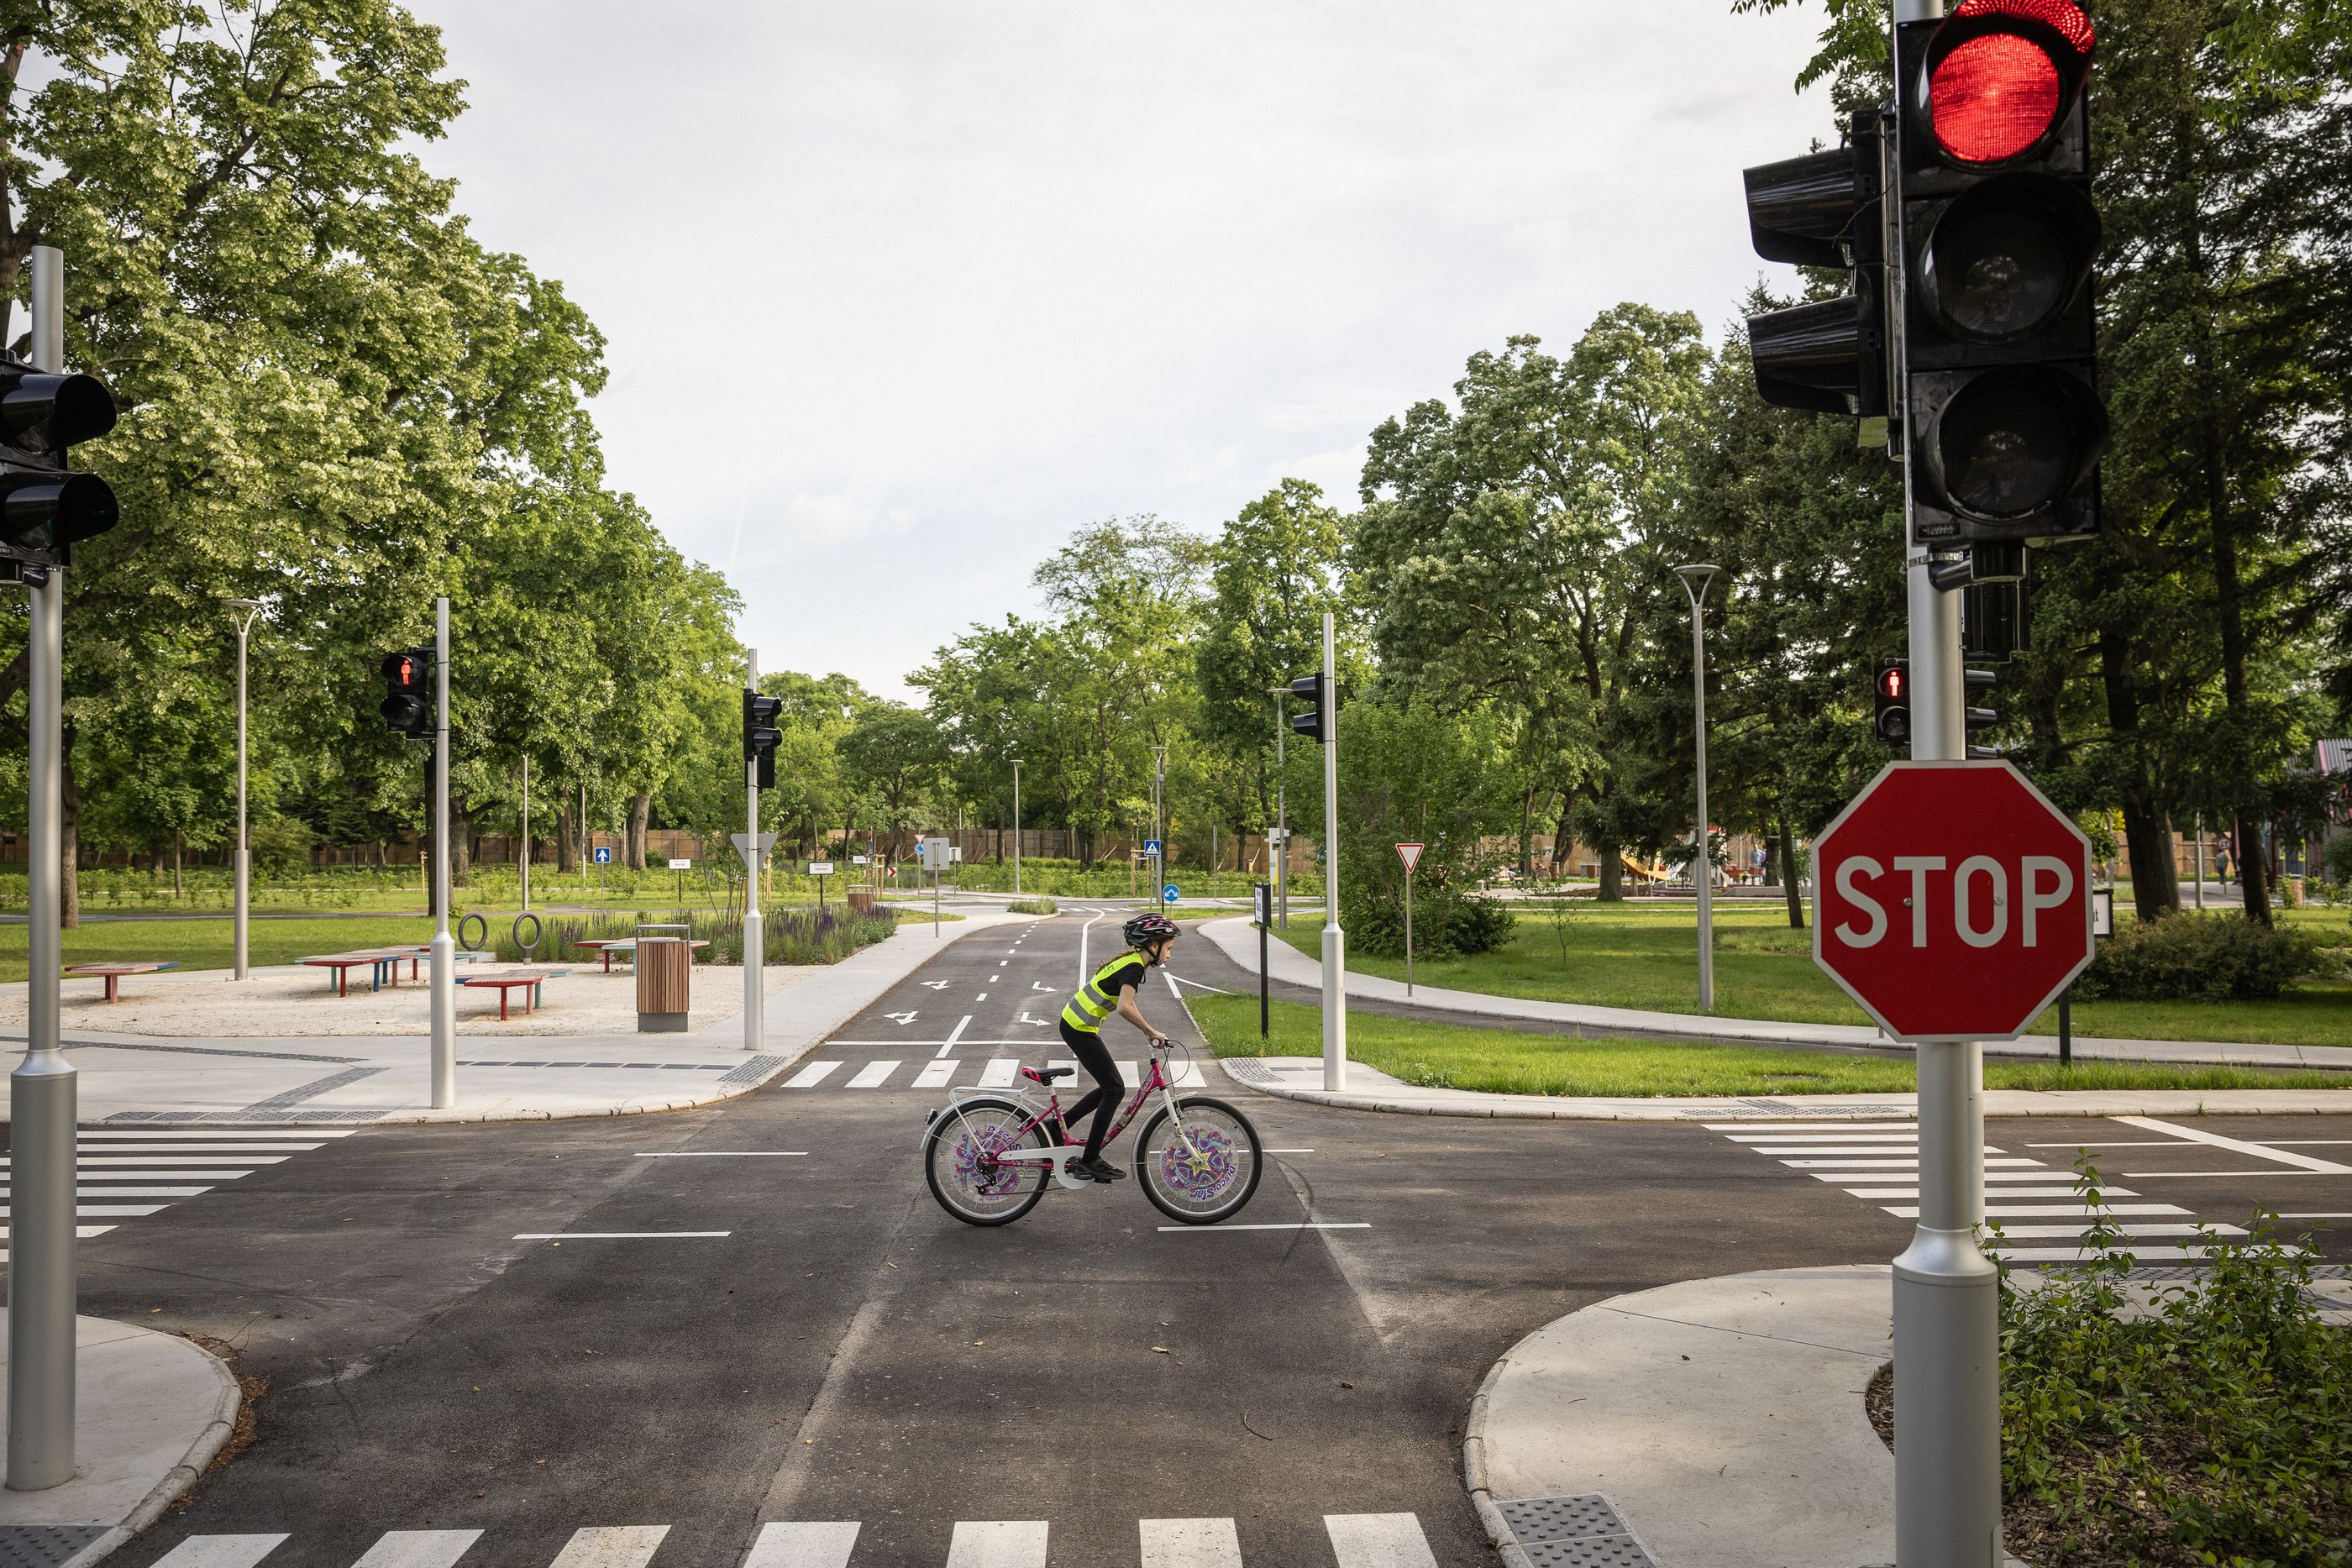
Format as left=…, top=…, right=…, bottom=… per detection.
left=146, top=1511, right=1442, bottom=1567
left=782, top=1057, right=1210, bottom=1093
left=1704, top=1119, right=2248, bottom=1261
left=0, top=1127, right=353, bottom=1261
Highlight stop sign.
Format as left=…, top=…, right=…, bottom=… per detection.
left=1812, top=760, right=2095, bottom=1042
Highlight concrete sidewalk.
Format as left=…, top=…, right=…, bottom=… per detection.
left=1221, top=1053, right=2352, bottom=1119
left=0, top=1313, right=241, bottom=1568
left=0, top=914, right=1022, bottom=1125
left=1201, top=916, right=2352, bottom=1070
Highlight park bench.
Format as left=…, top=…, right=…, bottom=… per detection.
left=458, top=968, right=566, bottom=1020
left=64, top=960, right=181, bottom=1003
left=299, top=947, right=426, bottom=996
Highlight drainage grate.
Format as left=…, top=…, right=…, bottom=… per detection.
left=721, top=1053, right=789, bottom=1088
left=1494, top=1494, right=1655, bottom=1566
left=0, top=1525, right=107, bottom=1568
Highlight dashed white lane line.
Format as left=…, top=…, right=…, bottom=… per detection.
left=945, top=1519, right=1048, bottom=1568
left=514, top=1232, right=731, bottom=1240
left=1141, top=1517, right=1243, bottom=1568
left=349, top=1531, right=484, bottom=1568
left=743, top=1520, right=860, bottom=1568
left=2113, top=1114, right=2352, bottom=1174
left=149, top=1538, right=291, bottom=1568
left=634, top=1152, right=806, bottom=1158
left=1158, top=1223, right=1369, bottom=1233
left=549, top=1525, right=670, bottom=1568
left=783, top=1061, right=842, bottom=1088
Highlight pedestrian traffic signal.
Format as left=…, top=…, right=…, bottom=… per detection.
left=743, top=690, right=784, bottom=789
left=1898, top=0, right=2106, bottom=548
left=379, top=649, right=432, bottom=739
left=0, top=359, right=119, bottom=571
left=1874, top=662, right=1911, bottom=746
left=1289, top=674, right=1331, bottom=746
left=1742, top=112, right=1892, bottom=419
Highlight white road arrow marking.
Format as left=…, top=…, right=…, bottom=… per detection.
left=884, top=1011, right=920, bottom=1026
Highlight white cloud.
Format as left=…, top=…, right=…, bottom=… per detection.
left=423, top=0, right=1835, bottom=694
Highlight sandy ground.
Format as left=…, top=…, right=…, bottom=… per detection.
left=6, top=960, right=815, bottom=1037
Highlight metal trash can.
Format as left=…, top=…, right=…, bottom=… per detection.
left=636, top=937, right=691, bottom=1032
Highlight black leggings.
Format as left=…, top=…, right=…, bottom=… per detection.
left=1058, top=1019, right=1126, bottom=1160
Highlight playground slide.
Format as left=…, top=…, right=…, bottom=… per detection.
left=1620, top=852, right=1670, bottom=883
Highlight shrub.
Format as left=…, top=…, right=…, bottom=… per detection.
left=2327, top=831, right=2352, bottom=889
left=1992, top=1157, right=2352, bottom=1563
left=1005, top=898, right=1058, bottom=915
left=483, top=905, right=898, bottom=967
left=2071, top=913, right=2318, bottom=1002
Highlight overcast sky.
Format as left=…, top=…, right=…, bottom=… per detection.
left=424, top=2, right=1833, bottom=700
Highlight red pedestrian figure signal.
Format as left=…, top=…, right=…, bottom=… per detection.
left=1873, top=661, right=1911, bottom=745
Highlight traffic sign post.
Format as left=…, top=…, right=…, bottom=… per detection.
left=1396, top=842, right=1425, bottom=997
left=1814, top=759, right=2094, bottom=1567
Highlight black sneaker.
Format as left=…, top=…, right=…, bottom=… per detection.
left=1075, top=1156, right=1126, bottom=1183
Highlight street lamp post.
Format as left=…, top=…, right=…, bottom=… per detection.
left=1011, top=758, right=1021, bottom=897
left=1674, top=564, right=1723, bottom=1013
left=1266, top=687, right=1289, bottom=930
left=1151, top=743, right=1168, bottom=903
left=223, top=598, right=262, bottom=979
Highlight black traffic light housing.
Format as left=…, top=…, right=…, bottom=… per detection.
left=380, top=648, right=433, bottom=739
left=1964, top=668, right=2001, bottom=758
left=1742, top=112, right=1892, bottom=418
left=743, top=690, right=785, bottom=790
left=1897, top=0, right=2107, bottom=548
left=0, top=358, right=119, bottom=574
left=1289, top=674, right=1331, bottom=746
left=1873, top=661, right=1911, bottom=746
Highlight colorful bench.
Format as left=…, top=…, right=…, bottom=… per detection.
left=64, top=961, right=181, bottom=1003
left=458, top=968, right=565, bottom=1020
left=298, top=948, right=423, bottom=996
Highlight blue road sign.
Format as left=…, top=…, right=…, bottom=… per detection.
left=1163, top=884, right=1180, bottom=904
left=593, top=847, right=612, bottom=864
left=1143, top=839, right=1163, bottom=857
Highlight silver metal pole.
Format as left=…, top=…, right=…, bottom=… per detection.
left=2195, top=813, right=2205, bottom=911
left=1886, top=24, right=2001, bottom=1555
left=744, top=650, right=764, bottom=1051
left=10, top=244, right=76, bottom=1492
left=1320, top=613, right=1346, bottom=1091
left=1269, top=687, right=1289, bottom=931
left=1404, top=867, right=1413, bottom=997
left=1677, top=566, right=1719, bottom=1012
left=519, top=753, right=530, bottom=914
left=1152, top=744, right=1168, bottom=904
left=228, top=601, right=260, bottom=979
left=430, top=597, right=455, bottom=1108
left=1011, top=759, right=1021, bottom=896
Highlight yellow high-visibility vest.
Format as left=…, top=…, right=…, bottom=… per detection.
left=1060, top=953, right=1142, bottom=1033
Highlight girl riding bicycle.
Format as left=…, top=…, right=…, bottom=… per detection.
left=1057, top=912, right=1179, bottom=1183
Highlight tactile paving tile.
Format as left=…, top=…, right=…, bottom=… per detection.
left=1523, top=1539, right=1656, bottom=1568
left=1498, top=1495, right=1629, bottom=1542
left=0, top=1525, right=107, bottom=1568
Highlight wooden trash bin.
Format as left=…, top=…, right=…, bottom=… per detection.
left=636, top=938, right=692, bottom=1032
left=847, top=890, right=875, bottom=915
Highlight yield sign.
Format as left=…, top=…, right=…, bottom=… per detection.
left=1812, top=760, right=2094, bottom=1042
left=1396, top=842, right=1425, bottom=874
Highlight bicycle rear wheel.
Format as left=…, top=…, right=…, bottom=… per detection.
left=1134, top=1095, right=1262, bottom=1225
left=925, top=1097, right=1051, bottom=1226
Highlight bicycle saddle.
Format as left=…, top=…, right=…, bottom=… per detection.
left=1020, top=1066, right=1074, bottom=1084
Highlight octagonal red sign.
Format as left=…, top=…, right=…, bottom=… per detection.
left=1811, top=760, right=2094, bottom=1042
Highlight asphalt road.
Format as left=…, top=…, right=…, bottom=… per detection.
left=28, top=905, right=2339, bottom=1568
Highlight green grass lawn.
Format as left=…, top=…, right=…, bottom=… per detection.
left=1271, top=902, right=2352, bottom=1048
left=1189, top=994, right=2352, bottom=1099
left=0, top=915, right=443, bottom=986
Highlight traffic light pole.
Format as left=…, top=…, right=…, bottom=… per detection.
left=430, top=596, right=455, bottom=1109
left=744, top=650, right=764, bottom=1052
left=9, top=244, right=76, bottom=1492
left=1889, top=8, right=2004, bottom=1557
left=1319, top=612, right=1347, bottom=1092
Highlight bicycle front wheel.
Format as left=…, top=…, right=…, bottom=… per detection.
left=925, top=1097, right=1051, bottom=1226
left=1134, top=1095, right=1263, bottom=1225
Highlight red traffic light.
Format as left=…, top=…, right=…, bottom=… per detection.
left=1878, top=666, right=1907, bottom=700
left=1923, top=0, right=2094, bottom=167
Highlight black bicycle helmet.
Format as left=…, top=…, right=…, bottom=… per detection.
left=1123, top=912, right=1179, bottom=949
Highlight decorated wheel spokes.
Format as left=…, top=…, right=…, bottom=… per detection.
left=956, top=1123, right=1026, bottom=1198
left=1157, top=1126, right=1240, bottom=1202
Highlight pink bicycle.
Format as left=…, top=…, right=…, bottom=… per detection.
left=921, top=1036, right=1263, bottom=1226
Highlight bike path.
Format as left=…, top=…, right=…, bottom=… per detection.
left=85, top=905, right=1893, bottom=1567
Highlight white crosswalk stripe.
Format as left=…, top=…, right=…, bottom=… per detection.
left=1706, top=1119, right=2255, bottom=1261
left=785, top=1057, right=1213, bottom=1093
left=0, top=1129, right=349, bottom=1262
left=979, top=1059, right=1020, bottom=1087
left=155, top=1513, right=1446, bottom=1565
left=913, top=1060, right=958, bottom=1089
left=845, top=1060, right=901, bottom=1088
